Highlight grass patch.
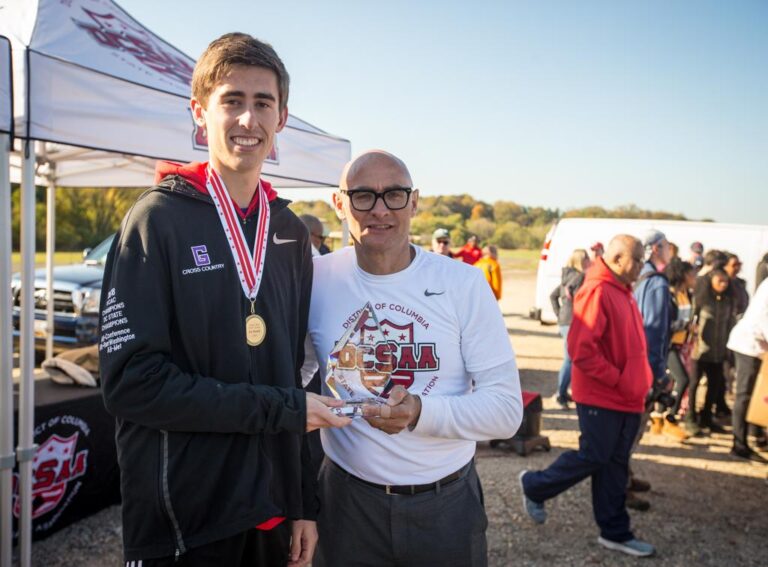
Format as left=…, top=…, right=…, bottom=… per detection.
left=418, top=246, right=539, bottom=272
left=497, top=249, right=540, bottom=272
left=10, top=248, right=541, bottom=274
left=11, top=251, right=84, bottom=273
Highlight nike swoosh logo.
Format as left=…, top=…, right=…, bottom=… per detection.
left=424, top=289, right=445, bottom=297
left=273, top=234, right=297, bottom=245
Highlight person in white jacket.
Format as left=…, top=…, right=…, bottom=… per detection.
left=726, top=279, right=768, bottom=463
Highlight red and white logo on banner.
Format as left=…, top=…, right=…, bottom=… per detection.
left=72, top=6, right=193, bottom=85
left=12, top=433, right=88, bottom=519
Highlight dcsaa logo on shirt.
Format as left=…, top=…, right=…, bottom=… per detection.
left=182, top=245, right=225, bottom=276
left=358, top=318, right=440, bottom=392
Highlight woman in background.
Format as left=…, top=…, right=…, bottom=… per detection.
left=664, top=258, right=697, bottom=437
left=549, top=248, right=590, bottom=409
left=688, top=269, right=734, bottom=435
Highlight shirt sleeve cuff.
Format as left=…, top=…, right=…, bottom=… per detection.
left=410, top=394, right=442, bottom=436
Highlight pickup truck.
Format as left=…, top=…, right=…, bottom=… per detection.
left=11, top=234, right=114, bottom=353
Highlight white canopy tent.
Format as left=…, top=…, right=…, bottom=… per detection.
left=0, top=33, right=15, bottom=567
left=0, top=1, right=351, bottom=565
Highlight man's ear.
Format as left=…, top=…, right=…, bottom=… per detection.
left=275, top=106, right=289, bottom=133
left=332, top=191, right=346, bottom=221
left=409, top=189, right=419, bottom=218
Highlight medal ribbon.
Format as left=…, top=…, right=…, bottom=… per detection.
left=206, top=166, right=270, bottom=301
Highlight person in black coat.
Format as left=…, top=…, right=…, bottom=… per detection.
left=549, top=249, right=589, bottom=409
left=688, top=269, right=735, bottom=434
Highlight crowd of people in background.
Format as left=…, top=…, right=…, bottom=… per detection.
left=430, top=229, right=504, bottom=300
left=520, top=233, right=768, bottom=557
left=299, top=219, right=767, bottom=470
left=549, top=234, right=768, bottom=467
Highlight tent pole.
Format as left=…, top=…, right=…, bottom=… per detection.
left=17, top=139, right=37, bottom=567
left=0, top=132, right=14, bottom=567
left=45, top=164, right=55, bottom=360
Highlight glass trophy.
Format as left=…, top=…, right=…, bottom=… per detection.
left=326, top=302, right=394, bottom=418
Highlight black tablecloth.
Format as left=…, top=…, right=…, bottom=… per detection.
left=11, top=378, right=120, bottom=541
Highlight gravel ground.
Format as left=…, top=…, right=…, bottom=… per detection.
left=26, top=271, right=768, bottom=566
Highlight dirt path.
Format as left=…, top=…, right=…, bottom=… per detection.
left=28, top=270, right=767, bottom=566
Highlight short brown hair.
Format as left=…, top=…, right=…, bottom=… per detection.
left=192, top=32, right=290, bottom=111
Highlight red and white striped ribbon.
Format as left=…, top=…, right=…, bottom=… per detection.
left=206, top=166, right=270, bottom=301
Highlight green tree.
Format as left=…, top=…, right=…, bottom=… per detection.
left=10, top=185, right=46, bottom=251
left=11, top=185, right=144, bottom=251
left=490, top=221, right=538, bottom=249
left=470, top=202, right=493, bottom=220
left=411, top=213, right=464, bottom=241
left=493, top=201, right=525, bottom=224
left=466, top=218, right=496, bottom=242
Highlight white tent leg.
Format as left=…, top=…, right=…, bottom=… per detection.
left=17, top=140, right=37, bottom=567
left=0, top=132, right=14, bottom=567
left=45, top=170, right=55, bottom=360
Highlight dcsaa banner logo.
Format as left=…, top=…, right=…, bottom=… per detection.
left=12, top=433, right=88, bottom=520
left=71, top=7, right=193, bottom=86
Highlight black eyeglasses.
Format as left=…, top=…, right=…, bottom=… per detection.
left=340, top=187, right=413, bottom=212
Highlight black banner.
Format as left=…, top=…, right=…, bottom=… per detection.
left=12, top=379, right=120, bottom=541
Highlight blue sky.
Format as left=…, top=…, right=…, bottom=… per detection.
left=120, top=0, right=768, bottom=224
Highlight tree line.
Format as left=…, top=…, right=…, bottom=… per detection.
left=8, top=185, right=690, bottom=251
left=290, top=195, right=690, bottom=249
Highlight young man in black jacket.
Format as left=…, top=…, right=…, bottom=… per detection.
left=99, top=33, right=349, bottom=567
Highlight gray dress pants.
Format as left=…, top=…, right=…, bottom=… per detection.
left=314, top=458, right=488, bottom=567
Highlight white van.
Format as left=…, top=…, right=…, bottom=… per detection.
left=532, top=218, right=768, bottom=324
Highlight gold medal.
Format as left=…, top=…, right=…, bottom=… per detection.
left=207, top=168, right=272, bottom=348
left=245, top=314, right=267, bottom=346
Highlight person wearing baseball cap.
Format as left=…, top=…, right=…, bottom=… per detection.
left=689, top=241, right=704, bottom=270
left=589, top=241, right=604, bottom=262
left=431, top=227, right=455, bottom=258
left=629, top=229, right=676, bottom=510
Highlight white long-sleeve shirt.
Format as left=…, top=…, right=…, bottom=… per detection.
left=727, top=279, right=768, bottom=358
left=306, top=245, right=523, bottom=484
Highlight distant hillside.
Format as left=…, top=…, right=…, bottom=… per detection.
left=8, top=184, right=691, bottom=252
left=289, top=196, right=689, bottom=249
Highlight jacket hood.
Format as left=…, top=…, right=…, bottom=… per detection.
left=154, top=161, right=278, bottom=203
left=586, top=258, right=632, bottom=294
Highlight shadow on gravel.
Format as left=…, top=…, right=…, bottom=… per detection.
left=634, top=441, right=763, bottom=466
left=480, top=446, right=768, bottom=566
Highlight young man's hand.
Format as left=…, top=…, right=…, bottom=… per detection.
left=288, top=519, right=317, bottom=567
left=305, top=393, right=351, bottom=432
left=363, top=385, right=422, bottom=434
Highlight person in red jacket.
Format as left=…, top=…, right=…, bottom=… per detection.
left=519, top=235, right=656, bottom=558
left=456, top=235, right=482, bottom=264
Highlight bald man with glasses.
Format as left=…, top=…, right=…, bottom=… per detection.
left=305, top=150, right=523, bottom=566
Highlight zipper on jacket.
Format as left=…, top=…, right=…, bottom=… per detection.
left=159, top=431, right=186, bottom=560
